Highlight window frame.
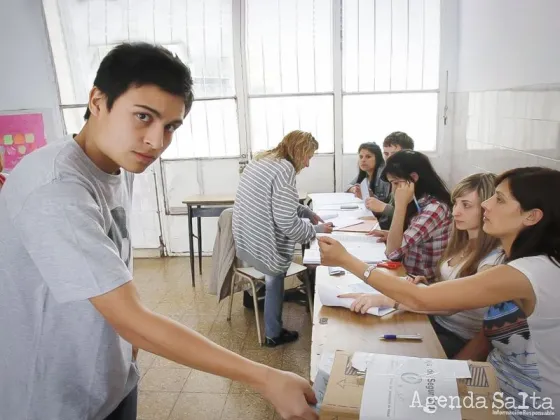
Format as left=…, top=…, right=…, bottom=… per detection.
left=42, top=0, right=447, bottom=169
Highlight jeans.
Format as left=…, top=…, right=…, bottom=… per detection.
left=104, top=386, right=138, bottom=420
left=429, top=316, right=467, bottom=359
left=264, top=273, right=286, bottom=338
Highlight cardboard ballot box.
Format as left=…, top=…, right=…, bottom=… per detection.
left=319, top=351, right=506, bottom=420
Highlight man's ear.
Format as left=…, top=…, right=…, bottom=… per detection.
left=88, top=87, right=106, bottom=118
left=410, top=172, right=419, bottom=182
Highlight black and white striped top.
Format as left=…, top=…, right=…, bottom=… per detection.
left=232, top=157, right=315, bottom=276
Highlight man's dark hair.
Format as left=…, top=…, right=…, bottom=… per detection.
left=382, top=131, right=414, bottom=150
left=84, top=42, right=194, bottom=119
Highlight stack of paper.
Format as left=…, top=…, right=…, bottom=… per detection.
left=308, top=193, right=361, bottom=208
left=303, top=233, right=387, bottom=265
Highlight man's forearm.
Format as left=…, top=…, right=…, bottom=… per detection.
left=121, top=308, right=270, bottom=392
left=381, top=203, right=394, bottom=219
left=386, top=204, right=406, bottom=253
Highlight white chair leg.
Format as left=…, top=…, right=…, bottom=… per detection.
left=248, top=280, right=263, bottom=346
left=227, top=273, right=236, bottom=321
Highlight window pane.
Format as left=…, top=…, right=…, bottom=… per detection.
left=44, top=0, right=235, bottom=105
left=246, top=0, right=333, bottom=95
left=250, top=96, right=334, bottom=153
left=342, top=0, right=440, bottom=92
left=343, top=93, right=437, bottom=152
left=62, top=100, right=239, bottom=159
left=162, top=99, right=239, bottom=159
left=62, top=107, right=87, bottom=135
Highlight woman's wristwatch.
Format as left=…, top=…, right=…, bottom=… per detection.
left=363, top=264, right=377, bottom=281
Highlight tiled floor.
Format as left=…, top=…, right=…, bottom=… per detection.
left=134, top=257, right=312, bottom=420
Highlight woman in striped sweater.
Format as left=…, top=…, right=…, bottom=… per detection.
left=233, top=130, right=333, bottom=347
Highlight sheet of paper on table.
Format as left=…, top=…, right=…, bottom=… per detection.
left=317, top=282, right=395, bottom=317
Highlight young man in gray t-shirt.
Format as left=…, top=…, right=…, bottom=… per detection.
left=0, top=43, right=318, bottom=420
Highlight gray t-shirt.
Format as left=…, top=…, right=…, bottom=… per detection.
left=0, top=137, right=139, bottom=420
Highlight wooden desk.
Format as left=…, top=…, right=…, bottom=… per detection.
left=310, top=265, right=446, bottom=381
left=182, top=191, right=307, bottom=287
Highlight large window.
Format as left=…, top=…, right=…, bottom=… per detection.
left=342, top=0, right=440, bottom=152
left=44, top=0, right=442, bottom=159
left=44, top=0, right=238, bottom=159
left=246, top=0, right=334, bottom=153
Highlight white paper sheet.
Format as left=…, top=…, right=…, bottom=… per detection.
left=303, top=234, right=388, bottom=265
left=360, top=178, right=371, bottom=200
left=315, top=211, right=338, bottom=221
left=308, top=193, right=361, bottom=207
left=331, top=217, right=364, bottom=230
left=360, top=354, right=464, bottom=420
left=317, top=283, right=395, bottom=317
left=312, top=351, right=336, bottom=413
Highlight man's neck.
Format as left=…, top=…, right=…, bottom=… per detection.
left=74, top=124, right=120, bottom=174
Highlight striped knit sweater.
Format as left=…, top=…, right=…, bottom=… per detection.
left=232, top=157, right=316, bottom=276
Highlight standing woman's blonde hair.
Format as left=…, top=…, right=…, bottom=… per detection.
left=438, top=173, right=500, bottom=278
left=255, top=130, right=319, bottom=173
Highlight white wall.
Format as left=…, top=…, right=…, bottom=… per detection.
left=455, top=0, right=560, bottom=92
left=0, top=0, right=63, bottom=138
left=450, top=0, right=560, bottom=184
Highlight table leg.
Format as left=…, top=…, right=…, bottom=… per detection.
left=187, top=205, right=195, bottom=287
left=197, top=205, right=202, bottom=275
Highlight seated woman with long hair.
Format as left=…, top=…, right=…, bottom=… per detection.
left=346, top=142, right=390, bottom=203
left=319, top=167, right=560, bottom=414
left=341, top=173, right=502, bottom=358
left=371, top=150, right=453, bottom=280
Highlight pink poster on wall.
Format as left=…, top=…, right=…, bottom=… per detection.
left=0, top=113, right=47, bottom=171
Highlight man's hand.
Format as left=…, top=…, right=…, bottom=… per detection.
left=258, top=369, right=318, bottom=420
left=365, top=197, right=387, bottom=213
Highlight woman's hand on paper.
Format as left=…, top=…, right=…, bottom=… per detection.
left=406, top=275, right=428, bottom=285
left=366, top=229, right=389, bottom=242
left=309, top=211, right=324, bottom=225
left=350, top=184, right=362, bottom=199
left=315, top=222, right=334, bottom=234
left=318, top=236, right=349, bottom=267
left=337, top=293, right=393, bottom=314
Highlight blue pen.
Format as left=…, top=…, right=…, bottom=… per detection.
left=380, top=334, right=423, bottom=341
left=413, top=195, right=421, bottom=213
